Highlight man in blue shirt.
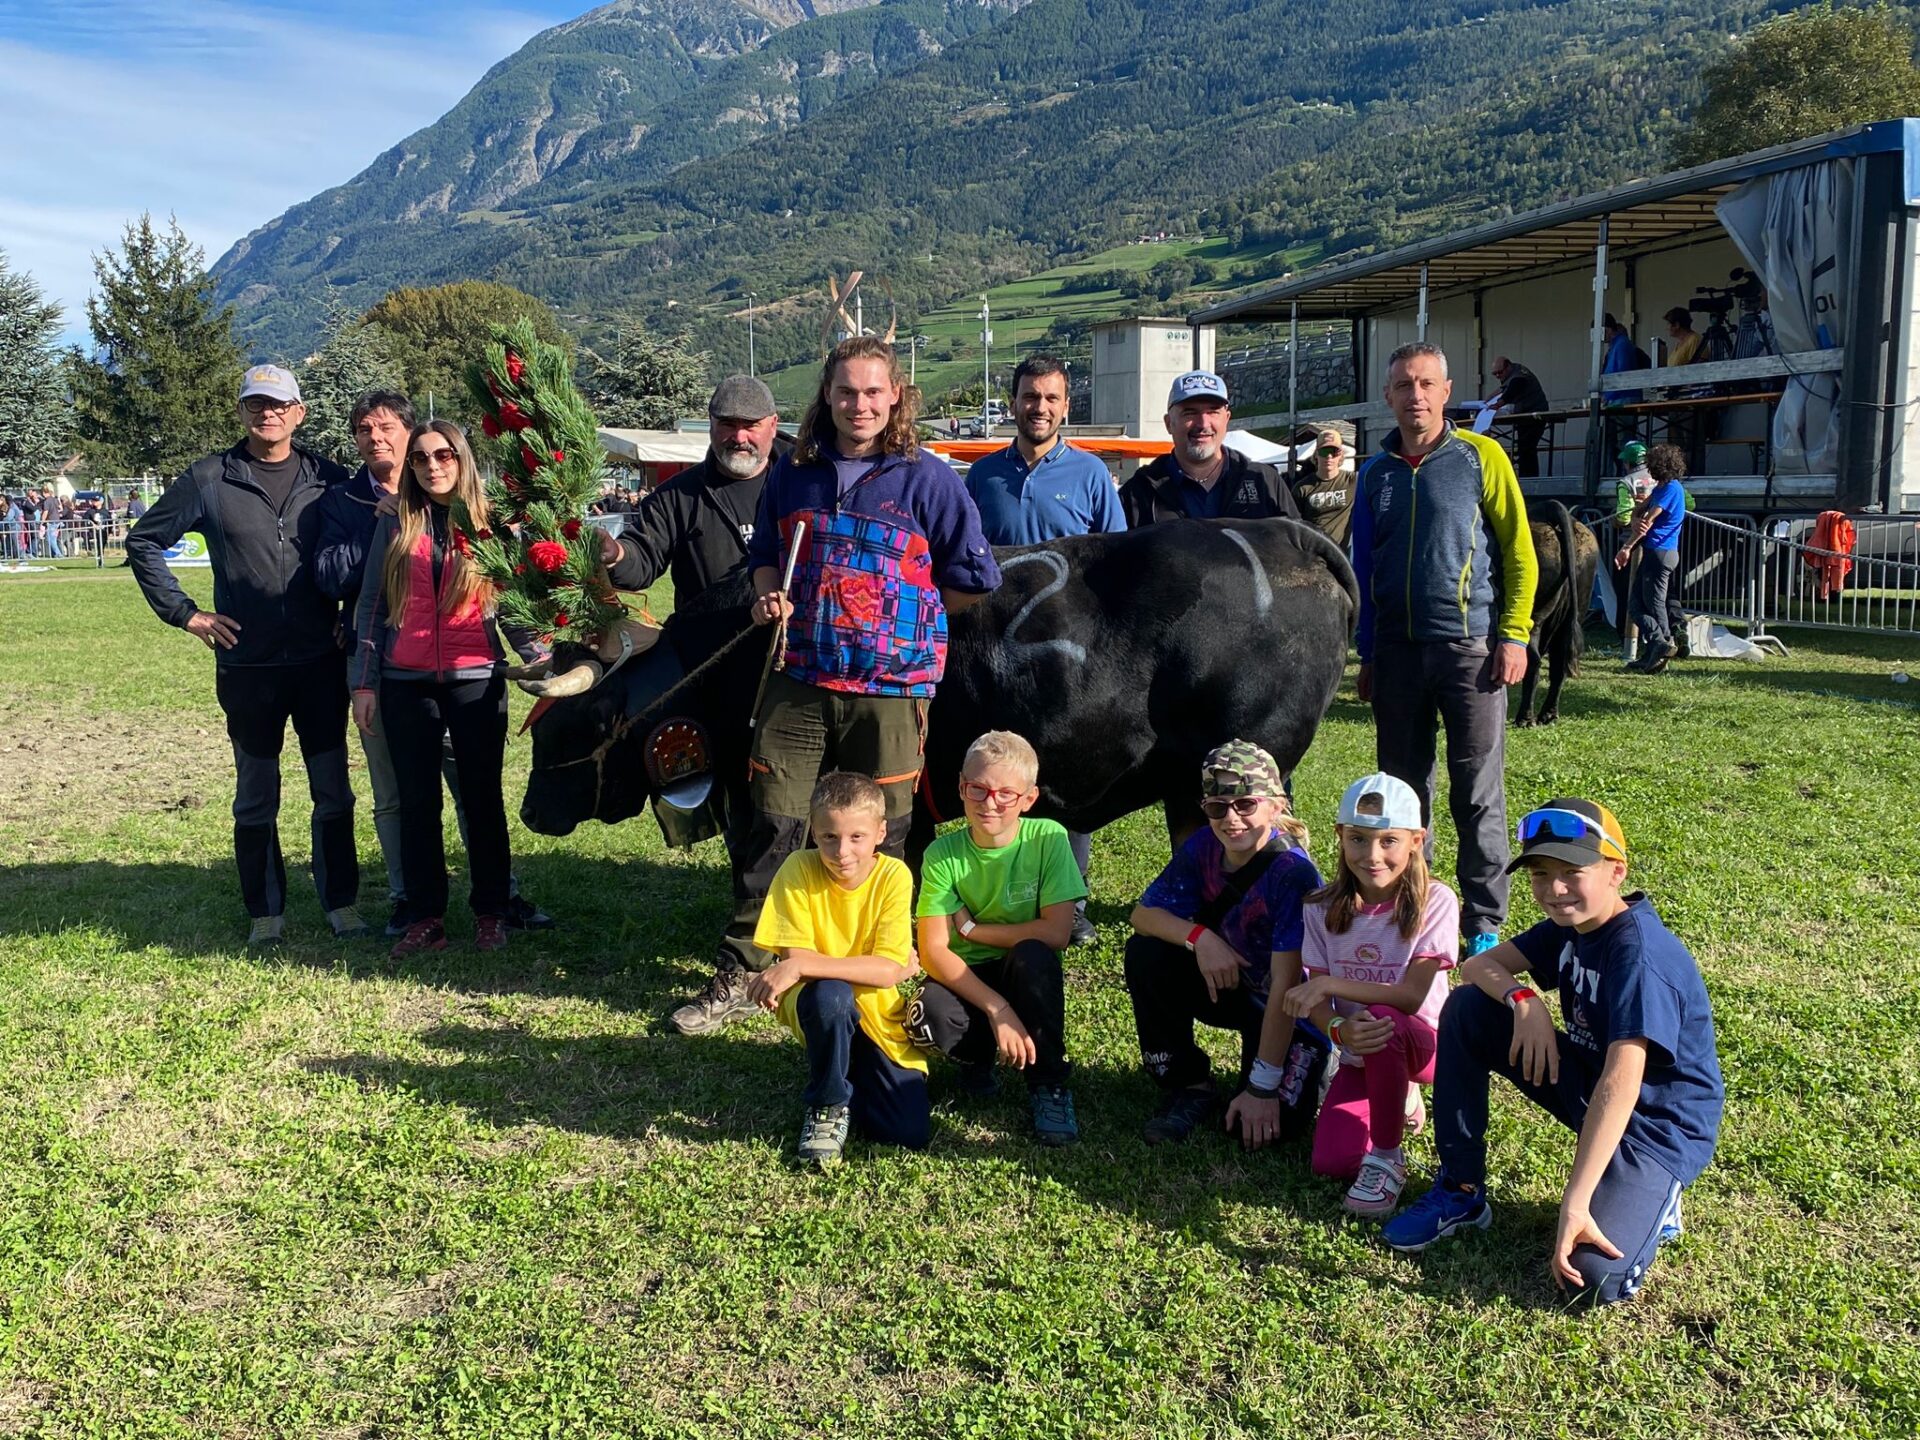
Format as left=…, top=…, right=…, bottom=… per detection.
left=1613, top=441, right=1689, bottom=673
left=965, top=355, right=1126, bottom=944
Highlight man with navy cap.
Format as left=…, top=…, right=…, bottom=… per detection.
left=128, top=364, right=361, bottom=946
left=1118, top=369, right=1301, bottom=528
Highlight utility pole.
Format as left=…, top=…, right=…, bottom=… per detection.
left=978, top=295, right=992, bottom=430
left=746, top=292, right=756, bottom=377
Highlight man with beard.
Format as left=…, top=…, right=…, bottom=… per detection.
left=600, top=375, right=790, bottom=602
left=1118, top=370, right=1301, bottom=528
left=964, top=354, right=1124, bottom=945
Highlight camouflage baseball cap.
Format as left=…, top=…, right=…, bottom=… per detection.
left=1201, top=740, right=1283, bottom=798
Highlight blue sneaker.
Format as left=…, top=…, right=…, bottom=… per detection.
left=1463, top=930, right=1500, bottom=960
left=1029, top=1085, right=1079, bottom=1146
left=1382, top=1172, right=1492, bottom=1253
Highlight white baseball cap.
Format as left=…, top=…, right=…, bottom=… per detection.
left=1337, top=772, right=1423, bottom=830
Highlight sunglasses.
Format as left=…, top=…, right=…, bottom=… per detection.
left=959, top=781, right=1028, bottom=807
left=1517, top=807, right=1620, bottom=856
left=1201, top=795, right=1268, bottom=819
left=1316, top=444, right=1345, bottom=457
left=410, top=448, right=459, bottom=469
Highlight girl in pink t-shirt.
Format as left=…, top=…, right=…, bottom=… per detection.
left=1284, top=773, right=1458, bottom=1218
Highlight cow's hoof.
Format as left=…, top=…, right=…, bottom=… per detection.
left=1513, top=714, right=1536, bottom=729
left=1537, top=709, right=1559, bottom=725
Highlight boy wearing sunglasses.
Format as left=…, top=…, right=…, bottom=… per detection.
left=1385, top=798, right=1723, bottom=1306
left=910, top=731, right=1086, bottom=1145
left=1123, top=741, right=1322, bottom=1144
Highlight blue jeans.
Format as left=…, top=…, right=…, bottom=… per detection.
left=794, top=979, right=930, bottom=1149
left=1434, top=985, right=1685, bottom=1304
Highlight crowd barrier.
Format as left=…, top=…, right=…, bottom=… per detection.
left=0, top=519, right=132, bottom=566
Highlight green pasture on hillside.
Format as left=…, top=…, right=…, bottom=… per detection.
left=1, top=567, right=1917, bottom=1437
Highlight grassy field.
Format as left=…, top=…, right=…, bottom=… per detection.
left=2, top=567, right=1917, bottom=1437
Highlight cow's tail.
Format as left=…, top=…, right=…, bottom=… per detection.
left=1547, top=498, right=1584, bottom=676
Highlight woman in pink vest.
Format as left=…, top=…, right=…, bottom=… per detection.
left=351, top=421, right=537, bottom=959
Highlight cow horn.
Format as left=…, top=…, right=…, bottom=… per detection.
left=513, top=658, right=603, bottom=697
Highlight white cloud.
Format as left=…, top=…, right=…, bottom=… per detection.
left=0, top=1, right=563, bottom=342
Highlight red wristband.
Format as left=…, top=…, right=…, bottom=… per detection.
left=1185, top=924, right=1206, bottom=951
left=1505, top=985, right=1537, bottom=1010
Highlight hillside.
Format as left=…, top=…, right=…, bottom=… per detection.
left=216, top=0, right=1793, bottom=369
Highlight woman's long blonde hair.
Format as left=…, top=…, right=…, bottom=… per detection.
left=383, top=420, right=493, bottom=620
left=1307, top=794, right=1430, bottom=938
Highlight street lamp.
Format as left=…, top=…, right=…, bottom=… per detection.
left=746, top=292, right=756, bottom=378
left=978, top=295, right=992, bottom=430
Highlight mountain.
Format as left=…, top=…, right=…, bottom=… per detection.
left=215, top=0, right=1784, bottom=370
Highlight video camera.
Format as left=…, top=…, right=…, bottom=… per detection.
left=1689, top=267, right=1767, bottom=318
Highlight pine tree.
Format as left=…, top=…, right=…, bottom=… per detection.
left=297, top=297, right=405, bottom=467
left=69, top=215, right=244, bottom=478
left=583, top=324, right=708, bottom=430
left=0, top=250, right=69, bottom=490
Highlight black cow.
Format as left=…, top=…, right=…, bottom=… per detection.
left=1514, top=499, right=1600, bottom=726
left=520, top=518, right=1357, bottom=850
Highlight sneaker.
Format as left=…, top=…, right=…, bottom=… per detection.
left=327, top=906, right=370, bottom=940
left=1658, top=1192, right=1685, bottom=1245
left=1344, top=1150, right=1409, bottom=1217
left=384, top=907, right=410, bottom=939
left=1404, top=1084, right=1426, bottom=1137
left=1069, top=912, right=1098, bottom=947
left=959, top=1061, right=1000, bottom=1099
left=669, top=967, right=758, bottom=1036
left=1646, top=638, right=1677, bottom=674
left=503, top=894, right=555, bottom=931
left=1029, top=1085, right=1080, bottom=1146
left=1463, top=930, right=1500, bottom=960
left=797, top=1104, right=850, bottom=1168
left=474, top=915, right=509, bottom=952
left=389, top=918, right=448, bottom=960
left=248, top=915, right=285, bottom=948
left=1382, top=1172, right=1492, bottom=1253
left=1143, top=1087, right=1217, bottom=1146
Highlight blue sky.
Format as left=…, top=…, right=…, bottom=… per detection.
left=0, top=0, right=581, bottom=342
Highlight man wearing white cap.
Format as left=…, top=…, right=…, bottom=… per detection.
left=1118, top=370, right=1301, bottom=528
left=128, top=364, right=362, bottom=946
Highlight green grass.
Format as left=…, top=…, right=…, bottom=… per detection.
left=3, top=568, right=1918, bottom=1436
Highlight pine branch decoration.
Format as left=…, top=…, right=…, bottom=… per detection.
left=457, top=318, right=623, bottom=645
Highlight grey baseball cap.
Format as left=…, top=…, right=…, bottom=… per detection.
left=1167, top=370, right=1229, bottom=408
left=239, top=364, right=301, bottom=404
left=708, top=374, right=777, bottom=421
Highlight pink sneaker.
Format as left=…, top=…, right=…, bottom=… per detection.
left=1344, top=1150, right=1409, bottom=1217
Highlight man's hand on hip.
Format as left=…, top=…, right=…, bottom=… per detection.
left=185, top=611, right=241, bottom=650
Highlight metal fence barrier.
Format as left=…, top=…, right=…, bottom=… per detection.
left=0, top=519, right=132, bottom=566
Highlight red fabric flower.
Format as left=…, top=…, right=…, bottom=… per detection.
left=497, top=402, right=532, bottom=433
left=552, top=610, right=569, bottom=627
left=551, top=449, right=565, bottom=464
left=528, top=540, right=570, bottom=574
left=451, top=530, right=471, bottom=557
left=561, top=518, right=582, bottom=540
left=505, top=351, right=526, bottom=384
left=513, top=563, right=526, bottom=576
left=480, top=414, right=502, bottom=439
left=476, top=527, right=493, bottom=541
left=520, top=445, right=541, bottom=472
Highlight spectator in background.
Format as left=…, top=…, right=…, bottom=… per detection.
left=2, top=494, right=21, bottom=560
left=40, top=489, right=63, bottom=559
left=1290, top=425, right=1357, bottom=547
left=1661, top=306, right=1705, bottom=471
left=1601, top=315, right=1646, bottom=461
left=1485, top=357, right=1550, bottom=480
left=1614, top=441, right=1690, bottom=673
left=1662, top=307, right=1701, bottom=367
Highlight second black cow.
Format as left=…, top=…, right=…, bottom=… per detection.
left=1514, top=498, right=1600, bottom=726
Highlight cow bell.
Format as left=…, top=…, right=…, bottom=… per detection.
left=644, top=718, right=714, bottom=812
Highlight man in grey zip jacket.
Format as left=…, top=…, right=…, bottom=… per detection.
left=128, top=365, right=361, bottom=945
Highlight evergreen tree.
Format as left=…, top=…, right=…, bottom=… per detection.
left=297, top=298, right=405, bottom=467
left=364, top=281, right=571, bottom=427
left=1673, top=4, right=1920, bottom=167
left=583, top=324, right=708, bottom=430
left=0, top=251, right=69, bottom=490
left=69, top=215, right=244, bottom=478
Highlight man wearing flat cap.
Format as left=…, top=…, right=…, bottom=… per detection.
left=128, top=365, right=360, bottom=946
left=1118, top=369, right=1301, bottom=528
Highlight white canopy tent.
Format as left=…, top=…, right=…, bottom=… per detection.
left=597, top=429, right=712, bottom=465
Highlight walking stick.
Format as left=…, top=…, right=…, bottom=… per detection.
left=749, top=520, right=806, bottom=729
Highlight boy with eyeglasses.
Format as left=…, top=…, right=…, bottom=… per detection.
left=908, top=730, right=1087, bottom=1145
left=1123, top=741, right=1322, bottom=1145
left=1384, top=798, right=1723, bottom=1306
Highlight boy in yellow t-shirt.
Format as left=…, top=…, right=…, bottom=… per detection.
left=748, top=771, right=927, bottom=1167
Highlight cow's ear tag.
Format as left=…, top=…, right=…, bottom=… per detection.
left=645, top=719, right=714, bottom=811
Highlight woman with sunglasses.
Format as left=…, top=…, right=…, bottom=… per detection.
left=1123, top=740, right=1323, bottom=1146
left=351, top=421, right=539, bottom=959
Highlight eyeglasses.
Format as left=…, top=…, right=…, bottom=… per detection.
left=1517, top=807, right=1621, bottom=857
left=410, top=448, right=459, bottom=469
left=242, top=397, right=296, bottom=414
left=959, top=781, right=1028, bottom=807
left=1200, top=795, right=1268, bottom=819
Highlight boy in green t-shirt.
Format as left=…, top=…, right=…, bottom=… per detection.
left=909, top=730, right=1087, bottom=1145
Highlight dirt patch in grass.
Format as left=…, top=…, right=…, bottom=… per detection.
left=0, top=687, right=230, bottom=830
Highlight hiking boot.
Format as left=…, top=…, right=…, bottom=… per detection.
left=503, top=894, right=555, bottom=931
left=248, top=915, right=285, bottom=948
left=474, top=915, right=509, bottom=952
left=327, top=906, right=371, bottom=940
left=669, top=967, right=758, bottom=1036
left=1344, top=1150, right=1409, bottom=1217
left=1069, top=911, right=1098, bottom=947
left=797, top=1104, right=851, bottom=1168
left=389, top=918, right=448, bottom=960
left=1029, top=1085, right=1080, bottom=1146
left=1382, top=1171, right=1492, bottom=1253
left=958, top=1061, right=1000, bottom=1098
left=1143, top=1086, right=1217, bottom=1146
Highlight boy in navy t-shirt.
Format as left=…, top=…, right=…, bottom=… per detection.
left=1384, top=797, right=1723, bottom=1304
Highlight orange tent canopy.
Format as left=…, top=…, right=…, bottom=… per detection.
left=924, top=437, right=1173, bottom=463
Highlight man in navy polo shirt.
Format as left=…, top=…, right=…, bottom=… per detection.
left=965, top=355, right=1125, bottom=945
left=1118, top=370, right=1300, bottom=528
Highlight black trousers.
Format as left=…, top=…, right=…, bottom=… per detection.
left=214, top=659, right=357, bottom=919
left=1123, top=933, right=1263, bottom=1091
left=909, top=940, right=1071, bottom=1087
left=380, top=674, right=512, bottom=921
left=1512, top=417, right=1546, bottom=479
